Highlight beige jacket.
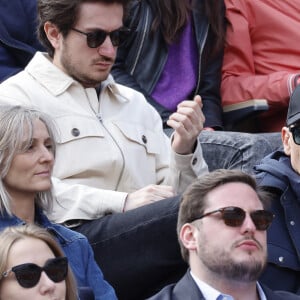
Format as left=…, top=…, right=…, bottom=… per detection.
left=0, top=52, right=208, bottom=223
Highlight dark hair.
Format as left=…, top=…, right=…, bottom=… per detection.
left=37, top=0, right=131, bottom=57
left=177, top=169, right=271, bottom=262
left=150, top=0, right=225, bottom=55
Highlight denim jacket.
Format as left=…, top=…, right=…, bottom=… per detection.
left=0, top=208, right=117, bottom=300
left=112, top=0, right=225, bottom=129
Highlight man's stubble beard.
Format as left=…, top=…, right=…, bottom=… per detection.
left=60, top=48, right=111, bottom=88
left=199, top=234, right=267, bottom=282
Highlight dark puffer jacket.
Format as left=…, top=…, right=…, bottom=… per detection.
left=254, top=150, right=300, bottom=294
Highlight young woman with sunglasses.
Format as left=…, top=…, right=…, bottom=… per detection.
left=0, top=105, right=117, bottom=300
left=0, top=224, right=77, bottom=300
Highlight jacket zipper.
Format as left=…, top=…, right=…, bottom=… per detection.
left=194, top=24, right=209, bottom=97
left=95, top=112, right=126, bottom=191
left=130, top=6, right=149, bottom=75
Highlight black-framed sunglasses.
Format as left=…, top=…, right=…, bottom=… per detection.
left=71, top=27, right=130, bottom=48
left=192, top=206, right=274, bottom=231
left=289, top=125, right=300, bottom=145
left=1, top=257, right=68, bottom=288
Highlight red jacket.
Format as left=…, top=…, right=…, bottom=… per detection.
left=222, top=0, right=300, bottom=132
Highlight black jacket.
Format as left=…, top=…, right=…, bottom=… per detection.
left=255, top=151, right=300, bottom=294
left=146, top=270, right=300, bottom=300
left=112, top=0, right=224, bottom=129
left=0, top=0, right=44, bottom=82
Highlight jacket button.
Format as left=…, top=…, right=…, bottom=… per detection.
left=142, top=135, right=147, bottom=144
left=192, top=158, right=198, bottom=165
left=71, top=128, right=80, bottom=137
left=290, top=220, right=295, bottom=226
left=278, top=256, right=284, bottom=263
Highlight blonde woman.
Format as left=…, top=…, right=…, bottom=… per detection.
left=0, top=105, right=116, bottom=300
left=0, top=224, right=77, bottom=300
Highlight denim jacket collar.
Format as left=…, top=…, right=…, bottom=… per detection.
left=0, top=206, right=71, bottom=244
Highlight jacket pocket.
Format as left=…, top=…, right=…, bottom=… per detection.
left=113, top=120, right=160, bottom=155
left=54, top=114, right=104, bottom=143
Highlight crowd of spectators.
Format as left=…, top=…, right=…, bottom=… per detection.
left=0, top=0, right=300, bottom=299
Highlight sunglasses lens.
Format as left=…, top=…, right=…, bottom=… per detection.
left=251, top=210, right=274, bottom=230
left=87, top=30, right=107, bottom=48
left=222, top=207, right=245, bottom=227
left=110, top=29, right=129, bottom=47
left=86, top=28, right=129, bottom=48
left=44, top=257, right=68, bottom=283
left=13, top=264, right=41, bottom=288
left=292, top=127, right=300, bottom=145
left=11, top=257, right=68, bottom=288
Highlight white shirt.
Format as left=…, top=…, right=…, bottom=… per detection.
left=190, top=270, right=267, bottom=300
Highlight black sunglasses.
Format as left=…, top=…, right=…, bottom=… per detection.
left=1, top=257, right=68, bottom=288
left=71, top=27, right=130, bottom=48
left=193, top=206, right=274, bottom=231
left=289, top=125, right=300, bottom=145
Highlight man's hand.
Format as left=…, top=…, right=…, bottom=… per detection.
left=167, top=95, right=205, bottom=154
left=124, top=184, right=175, bottom=211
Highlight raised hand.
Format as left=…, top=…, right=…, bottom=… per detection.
left=167, top=95, right=205, bottom=154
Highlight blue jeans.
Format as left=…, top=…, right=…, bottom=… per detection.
left=164, top=129, right=282, bottom=174
left=199, top=131, right=282, bottom=173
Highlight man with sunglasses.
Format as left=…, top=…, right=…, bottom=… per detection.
left=148, top=169, right=299, bottom=300
left=0, top=0, right=208, bottom=299
left=254, top=84, right=300, bottom=295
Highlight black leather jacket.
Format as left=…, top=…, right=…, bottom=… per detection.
left=112, top=0, right=225, bottom=129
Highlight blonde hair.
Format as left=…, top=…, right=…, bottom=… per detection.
left=0, top=105, right=57, bottom=215
left=0, top=224, right=77, bottom=300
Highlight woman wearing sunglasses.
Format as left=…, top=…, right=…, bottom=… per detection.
left=0, top=105, right=117, bottom=300
left=0, top=224, right=77, bottom=300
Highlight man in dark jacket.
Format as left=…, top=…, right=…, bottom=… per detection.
left=254, top=85, right=300, bottom=294
left=148, top=169, right=299, bottom=299
left=0, top=0, right=44, bottom=82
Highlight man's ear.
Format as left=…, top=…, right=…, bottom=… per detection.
left=44, top=21, right=61, bottom=49
left=179, top=223, right=198, bottom=251
left=282, top=126, right=291, bottom=156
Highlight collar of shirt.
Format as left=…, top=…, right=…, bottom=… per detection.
left=190, top=270, right=267, bottom=300
left=256, top=282, right=267, bottom=300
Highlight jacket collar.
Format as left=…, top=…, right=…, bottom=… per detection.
left=0, top=206, right=69, bottom=243
left=26, top=52, right=129, bottom=103
left=170, top=270, right=205, bottom=299
left=254, top=150, right=300, bottom=199
left=177, top=272, right=285, bottom=300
